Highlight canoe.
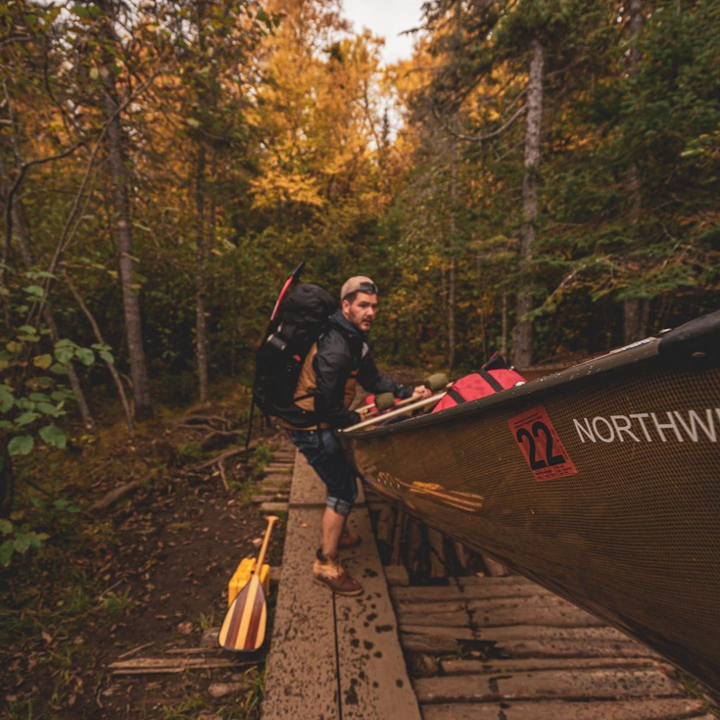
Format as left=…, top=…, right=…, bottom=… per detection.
left=339, top=310, right=720, bottom=692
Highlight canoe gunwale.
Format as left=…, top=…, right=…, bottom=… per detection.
left=340, top=335, right=661, bottom=440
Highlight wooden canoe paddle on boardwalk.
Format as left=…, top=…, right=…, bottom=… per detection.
left=219, top=515, right=279, bottom=652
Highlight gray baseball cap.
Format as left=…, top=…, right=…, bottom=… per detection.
left=340, top=276, right=377, bottom=300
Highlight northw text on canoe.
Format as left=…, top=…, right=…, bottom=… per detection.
left=573, top=409, right=720, bottom=444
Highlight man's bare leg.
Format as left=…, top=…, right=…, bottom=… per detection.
left=314, top=506, right=362, bottom=596
left=321, top=506, right=346, bottom=558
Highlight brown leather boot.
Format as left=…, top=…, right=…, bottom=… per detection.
left=313, top=550, right=363, bottom=596
left=338, top=527, right=361, bottom=550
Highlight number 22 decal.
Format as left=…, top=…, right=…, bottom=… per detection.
left=516, top=422, right=566, bottom=469
left=509, top=407, right=578, bottom=482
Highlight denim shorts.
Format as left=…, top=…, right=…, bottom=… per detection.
left=290, top=429, right=358, bottom=516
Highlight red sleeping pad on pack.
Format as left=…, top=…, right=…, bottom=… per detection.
left=432, top=353, right=525, bottom=413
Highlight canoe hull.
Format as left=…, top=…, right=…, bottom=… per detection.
left=341, top=316, right=720, bottom=691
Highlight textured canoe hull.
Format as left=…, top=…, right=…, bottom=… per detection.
left=341, top=312, right=720, bottom=691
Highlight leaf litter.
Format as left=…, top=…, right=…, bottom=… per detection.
left=1, top=402, right=290, bottom=719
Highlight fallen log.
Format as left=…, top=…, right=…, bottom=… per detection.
left=90, top=480, right=142, bottom=511
left=109, top=655, right=258, bottom=675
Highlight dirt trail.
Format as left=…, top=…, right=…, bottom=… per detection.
left=2, top=409, right=292, bottom=720
left=97, top=471, right=286, bottom=719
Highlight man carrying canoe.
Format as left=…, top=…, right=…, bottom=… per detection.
left=286, top=276, right=431, bottom=595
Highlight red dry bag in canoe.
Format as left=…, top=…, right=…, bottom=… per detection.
left=432, top=353, right=525, bottom=413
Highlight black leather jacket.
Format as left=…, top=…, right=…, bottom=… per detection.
left=314, top=310, right=413, bottom=428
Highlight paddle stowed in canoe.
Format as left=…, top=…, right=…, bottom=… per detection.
left=356, top=373, right=449, bottom=418
left=219, top=516, right=279, bottom=652
left=351, top=374, right=451, bottom=429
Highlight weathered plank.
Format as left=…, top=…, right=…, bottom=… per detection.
left=259, top=474, right=295, bottom=486
left=109, top=657, right=242, bottom=674
left=287, top=450, right=324, bottom=504
left=259, top=502, right=289, bottom=513
left=334, top=510, right=422, bottom=720
left=426, top=528, right=447, bottom=578
left=264, top=450, right=415, bottom=720
left=374, top=503, right=395, bottom=545
left=491, top=638, right=661, bottom=659
left=257, top=477, right=292, bottom=490
left=262, top=507, right=337, bottom=720
left=439, top=657, right=670, bottom=675
left=457, top=575, right=536, bottom=587
left=392, top=584, right=553, bottom=605
left=289, top=451, right=364, bottom=506
left=400, top=632, right=459, bottom=654
left=392, top=587, right=466, bottom=604
left=401, top=624, right=628, bottom=643
left=473, top=625, right=631, bottom=643
left=461, top=584, right=555, bottom=601
left=251, top=494, right=289, bottom=504
left=400, top=625, right=474, bottom=640
left=465, top=594, right=580, bottom=611
left=384, top=565, right=409, bottom=587
left=470, top=604, right=606, bottom=628
left=397, top=601, right=467, bottom=615
left=414, top=668, right=681, bottom=703
left=421, top=698, right=708, bottom=720
left=479, top=553, right=508, bottom=577
left=397, top=611, right=471, bottom=628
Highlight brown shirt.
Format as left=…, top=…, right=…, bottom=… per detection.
left=283, top=343, right=358, bottom=430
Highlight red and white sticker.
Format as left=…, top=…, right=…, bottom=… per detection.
left=509, top=406, right=577, bottom=482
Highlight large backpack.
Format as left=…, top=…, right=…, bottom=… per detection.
left=432, top=352, right=525, bottom=413
left=252, top=277, right=335, bottom=427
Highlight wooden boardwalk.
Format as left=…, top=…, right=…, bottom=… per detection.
left=262, top=451, right=715, bottom=720
left=393, top=575, right=713, bottom=719
left=262, top=452, right=421, bottom=720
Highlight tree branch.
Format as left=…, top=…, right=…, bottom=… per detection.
left=2, top=105, right=85, bottom=284
left=435, top=102, right=527, bottom=143
left=22, top=69, right=165, bottom=328
left=62, top=271, right=135, bottom=438
left=0, top=35, right=34, bottom=48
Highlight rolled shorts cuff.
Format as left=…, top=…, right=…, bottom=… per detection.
left=326, top=495, right=353, bottom=516
left=290, top=429, right=358, bottom=508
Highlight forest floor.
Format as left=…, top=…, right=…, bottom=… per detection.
left=1, top=381, right=289, bottom=720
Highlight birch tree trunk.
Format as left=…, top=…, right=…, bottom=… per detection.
left=513, top=37, right=545, bottom=368
left=445, top=0, right=462, bottom=370
left=195, top=142, right=209, bottom=402
left=101, top=50, right=153, bottom=420
left=476, top=252, right=488, bottom=361
left=193, top=0, right=211, bottom=402
left=447, top=141, right=457, bottom=370
left=501, top=290, right=508, bottom=358
left=623, top=0, right=646, bottom=343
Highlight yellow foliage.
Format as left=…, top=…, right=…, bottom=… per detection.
left=248, top=0, right=388, bottom=214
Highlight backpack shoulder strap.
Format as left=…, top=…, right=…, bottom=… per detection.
left=293, top=342, right=319, bottom=402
